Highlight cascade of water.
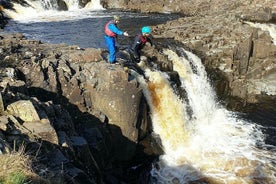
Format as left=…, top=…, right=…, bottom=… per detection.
left=3, top=0, right=44, bottom=19
left=245, top=21, right=276, bottom=45
left=137, top=48, right=276, bottom=183
left=85, top=0, right=105, bottom=10
left=41, top=0, right=59, bottom=10
left=3, top=0, right=104, bottom=21
left=64, top=0, right=79, bottom=10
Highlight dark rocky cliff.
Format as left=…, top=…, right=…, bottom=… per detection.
left=0, top=33, right=161, bottom=183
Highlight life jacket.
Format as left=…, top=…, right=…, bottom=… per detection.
left=138, top=34, right=147, bottom=45
left=105, top=21, right=116, bottom=37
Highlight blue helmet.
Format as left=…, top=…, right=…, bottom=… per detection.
left=142, top=26, right=151, bottom=34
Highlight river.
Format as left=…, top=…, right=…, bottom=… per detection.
left=3, top=4, right=178, bottom=49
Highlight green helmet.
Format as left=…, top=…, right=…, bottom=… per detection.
left=142, top=26, right=151, bottom=34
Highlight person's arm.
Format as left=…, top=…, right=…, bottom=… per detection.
left=109, top=23, right=128, bottom=36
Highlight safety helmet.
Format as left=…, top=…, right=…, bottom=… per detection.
left=142, top=26, right=151, bottom=34
left=114, top=15, right=120, bottom=21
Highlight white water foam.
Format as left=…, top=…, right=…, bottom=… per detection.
left=137, top=48, right=276, bottom=183
left=84, top=0, right=105, bottom=10
left=3, top=0, right=105, bottom=22
left=245, top=21, right=276, bottom=45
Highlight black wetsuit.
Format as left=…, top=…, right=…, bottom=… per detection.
left=130, top=33, right=152, bottom=62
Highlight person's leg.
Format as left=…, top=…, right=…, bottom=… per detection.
left=104, top=36, right=111, bottom=60
left=104, top=36, right=116, bottom=63
left=109, top=39, right=116, bottom=63
left=105, top=36, right=116, bottom=63
left=136, top=50, right=141, bottom=63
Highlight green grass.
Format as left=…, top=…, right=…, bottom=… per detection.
left=0, top=172, right=26, bottom=184
left=0, top=146, right=50, bottom=184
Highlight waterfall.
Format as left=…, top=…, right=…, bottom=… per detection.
left=84, top=0, right=105, bottom=10
left=64, top=0, right=80, bottom=10
left=245, top=22, right=276, bottom=45
left=3, top=0, right=104, bottom=21
left=41, top=0, right=59, bottom=10
left=136, top=48, right=276, bottom=184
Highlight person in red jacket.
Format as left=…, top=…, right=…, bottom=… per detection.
left=130, top=26, right=153, bottom=63
left=104, top=15, right=129, bottom=64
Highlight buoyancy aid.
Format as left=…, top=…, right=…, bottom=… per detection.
left=138, top=34, right=147, bottom=44
left=105, top=21, right=116, bottom=37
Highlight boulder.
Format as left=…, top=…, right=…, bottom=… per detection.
left=23, top=119, right=58, bottom=144
left=84, top=63, right=143, bottom=143
left=6, top=100, right=40, bottom=122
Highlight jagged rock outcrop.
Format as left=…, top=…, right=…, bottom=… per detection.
left=0, top=33, right=156, bottom=183
left=102, top=0, right=276, bottom=16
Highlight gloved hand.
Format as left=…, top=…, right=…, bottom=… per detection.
left=123, top=32, right=129, bottom=37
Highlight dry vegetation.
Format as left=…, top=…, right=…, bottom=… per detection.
left=0, top=146, right=49, bottom=184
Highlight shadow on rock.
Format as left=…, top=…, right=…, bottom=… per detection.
left=2, top=85, right=158, bottom=183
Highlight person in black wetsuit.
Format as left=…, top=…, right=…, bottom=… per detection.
left=121, top=26, right=153, bottom=76
left=130, top=26, right=153, bottom=63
